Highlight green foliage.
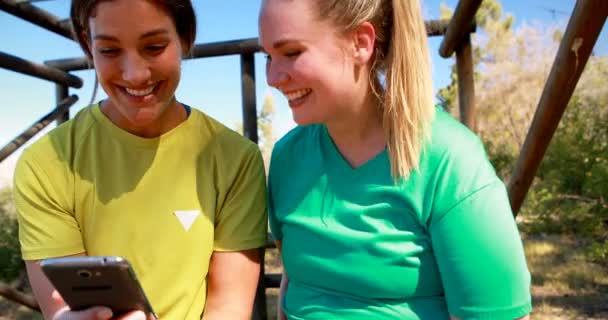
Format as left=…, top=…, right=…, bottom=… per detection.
left=438, top=0, right=608, bottom=264
left=0, top=187, right=23, bottom=282
left=518, top=57, right=608, bottom=264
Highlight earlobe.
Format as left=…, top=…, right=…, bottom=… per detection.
left=352, top=21, right=376, bottom=65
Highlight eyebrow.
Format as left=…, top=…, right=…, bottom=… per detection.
left=273, top=39, right=295, bottom=50
left=93, top=28, right=169, bottom=41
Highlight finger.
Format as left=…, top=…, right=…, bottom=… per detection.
left=56, top=307, right=113, bottom=320
left=51, top=290, right=64, bottom=304
left=118, top=310, right=146, bottom=320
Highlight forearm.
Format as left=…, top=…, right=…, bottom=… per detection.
left=202, top=303, right=251, bottom=320
left=26, top=254, right=85, bottom=319
left=202, top=249, right=261, bottom=320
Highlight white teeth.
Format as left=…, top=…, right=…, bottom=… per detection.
left=284, top=89, right=311, bottom=101
left=125, top=85, right=155, bottom=97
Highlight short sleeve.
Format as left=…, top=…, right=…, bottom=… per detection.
left=13, top=149, right=84, bottom=261
left=266, top=146, right=283, bottom=241
left=267, top=169, right=282, bottom=241
left=429, top=181, right=532, bottom=319
left=213, top=144, right=268, bottom=251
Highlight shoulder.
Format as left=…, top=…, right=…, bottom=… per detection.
left=422, top=107, right=492, bottom=175
left=426, top=107, right=486, bottom=160
left=421, top=107, right=501, bottom=215
left=189, top=108, right=263, bottom=174
left=191, top=108, right=260, bottom=155
left=18, top=106, right=96, bottom=169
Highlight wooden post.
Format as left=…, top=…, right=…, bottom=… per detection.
left=0, top=95, right=78, bottom=163
left=0, top=51, right=83, bottom=88
left=240, top=53, right=258, bottom=144
left=0, top=0, right=74, bottom=40
left=240, top=52, right=267, bottom=319
left=507, top=0, right=608, bottom=215
left=439, top=0, right=483, bottom=58
left=56, top=84, right=70, bottom=125
left=456, top=33, right=476, bottom=132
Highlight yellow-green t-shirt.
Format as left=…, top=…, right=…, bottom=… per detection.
left=14, top=104, right=268, bottom=319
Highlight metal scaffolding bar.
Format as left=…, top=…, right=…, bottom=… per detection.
left=0, top=0, right=74, bottom=40
left=0, top=51, right=83, bottom=88
left=439, top=0, right=483, bottom=58
left=0, top=95, right=78, bottom=162
left=507, top=0, right=608, bottom=215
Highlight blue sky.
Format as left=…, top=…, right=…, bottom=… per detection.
left=0, top=0, right=606, bottom=185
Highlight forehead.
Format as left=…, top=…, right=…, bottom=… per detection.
left=89, top=0, right=175, bottom=36
left=259, top=0, right=327, bottom=45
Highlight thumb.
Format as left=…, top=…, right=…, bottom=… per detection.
left=65, top=307, right=113, bottom=320
left=51, top=290, right=65, bottom=305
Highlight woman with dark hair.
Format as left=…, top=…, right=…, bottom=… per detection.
left=14, top=1, right=267, bottom=319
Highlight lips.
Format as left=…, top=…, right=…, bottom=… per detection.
left=124, top=84, right=157, bottom=97
left=284, top=88, right=311, bottom=102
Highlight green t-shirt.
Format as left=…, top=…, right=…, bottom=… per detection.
left=14, top=104, right=268, bottom=319
left=268, top=108, right=532, bottom=319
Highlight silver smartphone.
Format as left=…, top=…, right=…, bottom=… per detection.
left=40, top=256, right=156, bottom=318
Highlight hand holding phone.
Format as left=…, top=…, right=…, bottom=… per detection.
left=40, top=256, right=156, bottom=319
left=51, top=291, right=150, bottom=320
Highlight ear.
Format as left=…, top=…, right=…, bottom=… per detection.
left=351, top=21, right=376, bottom=66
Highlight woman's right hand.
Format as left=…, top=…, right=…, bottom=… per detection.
left=51, top=291, right=153, bottom=320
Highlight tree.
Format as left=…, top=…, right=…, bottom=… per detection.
left=437, top=0, right=608, bottom=262
left=438, top=0, right=557, bottom=178
left=0, top=186, right=40, bottom=311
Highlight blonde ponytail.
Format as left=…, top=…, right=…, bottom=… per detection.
left=314, top=0, right=434, bottom=180
left=384, top=0, right=434, bottom=179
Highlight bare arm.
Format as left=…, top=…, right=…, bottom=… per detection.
left=275, top=241, right=288, bottom=320
left=25, top=253, right=84, bottom=319
left=203, top=248, right=261, bottom=320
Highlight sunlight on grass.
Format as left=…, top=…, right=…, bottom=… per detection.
left=524, top=235, right=608, bottom=319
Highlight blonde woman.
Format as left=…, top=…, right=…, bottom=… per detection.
left=259, top=0, right=532, bottom=319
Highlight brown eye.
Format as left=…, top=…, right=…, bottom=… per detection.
left=285, top=51, right=301, bottom=58
left=146, top=44, right=167, bottom=54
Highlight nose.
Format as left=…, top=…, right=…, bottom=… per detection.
left=121, top=52, right=151, bottom=85
left=266, top=59, right=289, bottom=88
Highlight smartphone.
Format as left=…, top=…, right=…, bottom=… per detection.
left=40, top=256, right=156, bottom=318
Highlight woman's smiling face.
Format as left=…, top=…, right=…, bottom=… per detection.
left=259, top=0, right=363, bottom=126
left=88, top=0, right=184, bottom=135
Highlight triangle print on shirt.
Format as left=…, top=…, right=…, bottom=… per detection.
left=173, top=210, right=201, bottom=231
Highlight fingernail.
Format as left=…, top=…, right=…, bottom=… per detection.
left=97, top=308, right=113, bottom=319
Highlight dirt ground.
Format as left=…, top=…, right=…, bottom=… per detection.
left=2, top=235, right=607, bottom=319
